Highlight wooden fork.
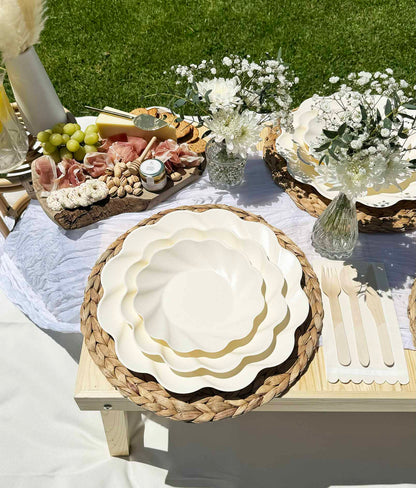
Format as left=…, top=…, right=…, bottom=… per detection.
left=321, top=266, right=352, bottom=366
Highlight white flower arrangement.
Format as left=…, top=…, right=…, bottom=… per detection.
left=167, top=53, right=297, bottom=158
left=46, top=179, right=108, bottom=211
left=308, top=69, right=416, bottom=197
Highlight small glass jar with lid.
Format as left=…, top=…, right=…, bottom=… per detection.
left=139, top=158, right=167, bottom=192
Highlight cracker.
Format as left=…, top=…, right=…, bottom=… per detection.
left=188, top=138, right=207, bottom=154
left=147, top=107, right=159, bottom=117
left=178, top=125, right=199, bottom=144
left=176, top=120, right=193, bottom=139
left=130, top=108, right=148, bottom=115
left=158, top=112, right=180, bottom=128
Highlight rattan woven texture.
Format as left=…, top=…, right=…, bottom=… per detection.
left=262, top=126, right=416, bottom=233
left=408, top=278, right=416, bottom=348
left=80, top=204, right=323, bottom=422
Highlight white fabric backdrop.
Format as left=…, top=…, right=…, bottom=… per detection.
left=0, top=116, right=415, bottom=348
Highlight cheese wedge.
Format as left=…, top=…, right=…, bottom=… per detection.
left=96, top=106, right=177, bottom=141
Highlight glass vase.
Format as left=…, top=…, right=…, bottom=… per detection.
left=311, top=192, right=358, bottom=259
left=206, top=139, right=247, bottom=188
left=0, top=71, right=29, bottom=174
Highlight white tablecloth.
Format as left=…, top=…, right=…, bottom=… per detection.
left=0, top=116, right=415, bottom=349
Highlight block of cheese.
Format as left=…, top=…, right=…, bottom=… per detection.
left=96, top=106, right=177, bottom=141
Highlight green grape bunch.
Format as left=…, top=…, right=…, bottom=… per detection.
left=36, top=123, right=100, bottom=162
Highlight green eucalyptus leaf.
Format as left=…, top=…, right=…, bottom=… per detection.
left=403, top=103, right=416, bottom=110
left=384, top=99, right=392, bottom=116
left=174, top=98, right=187, bottom=107
left=336, top=138, right=349, bottom=148
left=315, top=141, right=331, bottom=152
left=398, top=112, right=415, bottom=119
left=383, top=118, right=392, bottom=129
left=359, top=104, right=367, bottom=121
left=328, top=147, right=339, bottom=160
left=323, top=128, right=339, bottom=139
left=337, top=122, right=347, bottom=135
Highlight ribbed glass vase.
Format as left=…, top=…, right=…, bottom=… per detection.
left=311, top=192, right=358, bottom=259
left=206, top=139, right=247, bottom=189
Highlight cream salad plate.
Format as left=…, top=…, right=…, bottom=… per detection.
left=134, top=238, right=265, bottom=354
left=97, top=209, right=309, bottom=393
left=104, top=227, right=288, bottom=373
left=276, top=96, right=416, bottom=208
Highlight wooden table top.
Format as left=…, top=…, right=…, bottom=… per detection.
left=75, top=341, right=416, bottom=413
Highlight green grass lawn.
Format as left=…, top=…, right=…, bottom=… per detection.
left=5, top=0, right=415, bottom=116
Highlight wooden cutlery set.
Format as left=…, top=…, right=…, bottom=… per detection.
left=321, top=263, right=395, bottom=369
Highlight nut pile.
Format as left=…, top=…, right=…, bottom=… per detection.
left=98, top=162, right=143, bottom=198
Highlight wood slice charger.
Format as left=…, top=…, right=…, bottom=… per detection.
left=81, top=204, right=323, bottom=422
left=262, top=126, right=416, bottom=233
left=31, top=108, right=207, bottom=230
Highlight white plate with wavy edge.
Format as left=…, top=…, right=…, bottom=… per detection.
left=276, top=97, right=416, bottom=208
left=97, top=209, right=309, bottom=393
left=133, top=239, right=265, bottom=353
left=111, top=227, right=287, bottom=373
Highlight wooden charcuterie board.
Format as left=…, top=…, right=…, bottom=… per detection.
left=31, top=110, right=207, bottom=230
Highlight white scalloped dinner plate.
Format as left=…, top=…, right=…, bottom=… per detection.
left=97, top=209, right=309, bottom=393
left=134, top=239, right=265, bottom=353
left=276, top=97, right=416, bottom=208
left=102, top=227, right=287, bottom=373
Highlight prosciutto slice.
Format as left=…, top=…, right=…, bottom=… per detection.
left=108, top=142, right=139, bottom=163
left=98, top=133, right=128, bottom=152
left=55, top=159, right=86, bottom=188
left=153, top=139, right=181, bottom=166
left=152, top=139, right=203, bottom=170
left=83, top=152, right=114, bottom=178
left=34, top=155, right=58, bottom=192
left=177, top=143, right=204, bottom=167
left=126, top=136, right=147, bottom=155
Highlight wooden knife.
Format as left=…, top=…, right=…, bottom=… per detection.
left=365, top=265, right=395, bottom=367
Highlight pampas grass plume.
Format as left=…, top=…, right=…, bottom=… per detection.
left=0, top=0, right=47, bottom=61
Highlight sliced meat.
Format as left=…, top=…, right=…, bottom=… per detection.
left=34, top=155, right=58, bottom=192
left=108, top=142, right=139, bottom=163
left=126, top=136, right=148, bottom=155
left=98, top=133, right=128, bottom=152
left=152, top=139, right=203, bottom=169
left=83, top=152, right=114, bottom=177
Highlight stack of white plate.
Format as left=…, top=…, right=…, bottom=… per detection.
left=276, top=96, right=416, bottom=208
left=97, top=209, right=309, bottom=394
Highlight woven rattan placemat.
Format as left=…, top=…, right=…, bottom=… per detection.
left=262, top=126, right=416, bottom=233
left=81, top=204, right=323, bottom=422
left=408, top=278, right=416, bottom=348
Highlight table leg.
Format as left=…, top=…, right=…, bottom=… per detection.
left=100, top=410, right=129, bottom=456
